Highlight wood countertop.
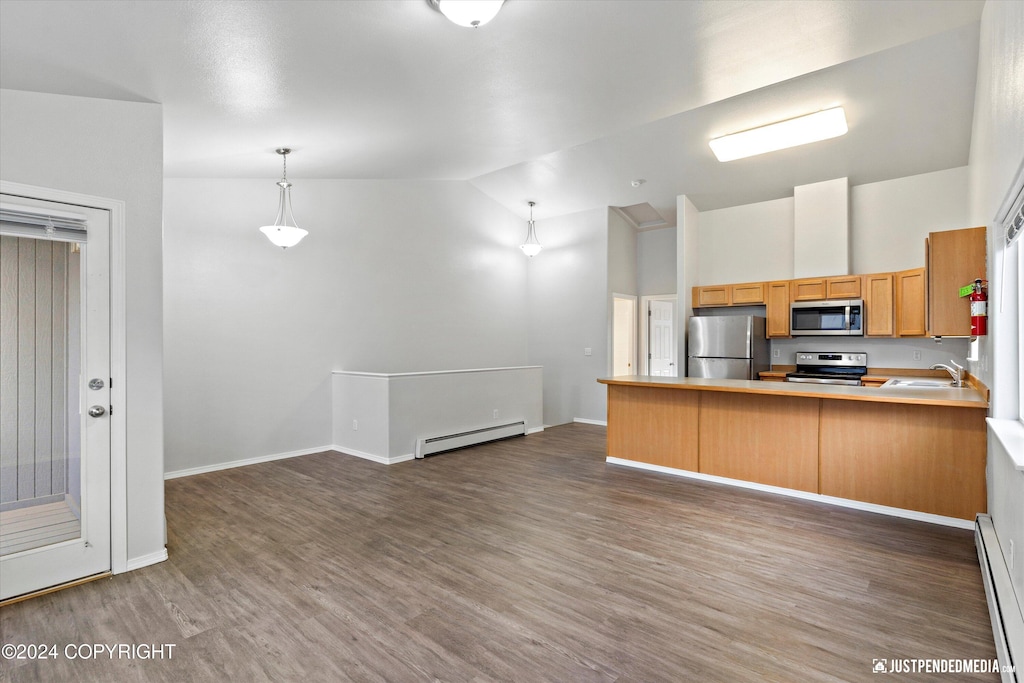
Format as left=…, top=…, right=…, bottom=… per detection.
left=597, top=375, right=988, bottom=409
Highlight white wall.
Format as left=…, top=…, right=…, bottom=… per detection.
left=851, top=167, right=970, bottom=274
left=0, top=88, right=165, bottom=566
left=162, top=178, right=529, bottom=473
left=692, top=170, right=971, bottom=285
left=637, top=227, right=676, bottom=295
left=967, top=0, right=1024, bottom=625
left=677, top=195, right=700, bottom=365
left=697, top=197, right=794, bottom=284
left=607, top=208, right=637, bottom=296
left=794, top=177, right=849, bottom=278
left=527, top=207, right=608, bottom=425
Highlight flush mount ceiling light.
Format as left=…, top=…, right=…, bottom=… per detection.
left=428, top=0, right=504, bottom=28
left=259, top=148, right=308, bottom=249
left=709, top=106, right=848, bottom=162
left=520, top=201, right=542, bottom=257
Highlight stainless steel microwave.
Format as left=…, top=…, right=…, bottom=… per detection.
left=790, top=299, right=864, bottom=336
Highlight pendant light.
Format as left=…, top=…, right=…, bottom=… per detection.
left=520, top=201, right=542, bottom=257
left=428, top=0, right=504, bottom=28
left=259, top=148, right=309, bottom=249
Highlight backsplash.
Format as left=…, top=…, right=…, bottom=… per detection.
left=770, top=337, right=969, bottom=370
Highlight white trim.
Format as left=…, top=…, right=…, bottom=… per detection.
left=574, top=418, right=608, bottom=427
left=332, top=366, right=543, bottom=378
left=333, top=446, right=415, bottom=465
left=164, top=446, right=333, bottom=480
left=0, top=180, right=129, bottom=575
left=606, top=457, right=975, bottom=529
left=526, top=426, right=545, bottom=435
left=988, top=418, right=1024, bottom=470
left=125, top=548, right=167, bottom=572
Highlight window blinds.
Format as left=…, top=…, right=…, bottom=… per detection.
left=0, top=202, right=89, bottom=242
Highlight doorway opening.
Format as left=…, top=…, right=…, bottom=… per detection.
left=611, top=294, right=637, bottom=376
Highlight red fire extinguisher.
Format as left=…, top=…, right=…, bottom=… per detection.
left=970, top=278, right=987, bottom=336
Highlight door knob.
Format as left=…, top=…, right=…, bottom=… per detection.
left=88, top=405, right=106, bottom=418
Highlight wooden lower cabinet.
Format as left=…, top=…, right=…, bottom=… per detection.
left=818, top=399, right=986, bottom=519
left=607, top=385, right=698, bottom=471
left=699, top=393, right=819, bottom=493
left=603, top=383, right=988, bottom=521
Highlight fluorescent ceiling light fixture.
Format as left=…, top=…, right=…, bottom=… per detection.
left=709, top=107, right=848, bottom=162
left=429, top=0, right=504, bottom=28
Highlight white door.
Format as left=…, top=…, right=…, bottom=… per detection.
left=0, top=195, right=111, bottom=601
left=648, top=298, right=677, bottom=376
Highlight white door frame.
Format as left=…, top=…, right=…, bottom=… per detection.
left=640, top=294, right=677, bottom=375
left=1, top=180, right=128, bottom=575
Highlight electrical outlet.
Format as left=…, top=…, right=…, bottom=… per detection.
left=773, top=348, right=780, bottom=358
left=913, top=350, right=922, bottom=361
left=493, top=409, right=499, bottom=419
left=352, top=419, right=358, bottom=431
left=584, top=347, right=592, bottom=356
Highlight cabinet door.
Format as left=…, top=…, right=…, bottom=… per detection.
left=896, top=268, right=927, bottom=337
left=826, top=276, right=862, bottom=299
left=791, top=278, right=826, bottom=301
left=864, top=273, right=894, bottom=337
left=695, top=285, right=730, bottom=307
left=766, top=281, right=790, bottom=337
left=927, top=227, right=986, bottom=336
left=730, top=282, right=765, bottom=305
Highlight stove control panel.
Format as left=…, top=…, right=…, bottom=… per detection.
left=796, top=352, right=867, bottom=366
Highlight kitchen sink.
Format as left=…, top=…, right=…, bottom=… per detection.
left=881, top=378, right=956, bottom=389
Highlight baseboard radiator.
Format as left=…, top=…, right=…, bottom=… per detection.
left=415, top=420, right=526, bottom=459
left=976, top=514, right=1021, bottom=683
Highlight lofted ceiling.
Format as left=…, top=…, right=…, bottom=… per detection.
left=0, top=0, right=985, bottom=225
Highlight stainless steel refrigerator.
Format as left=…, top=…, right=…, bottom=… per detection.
left=687, top=315, right=770, bottom=380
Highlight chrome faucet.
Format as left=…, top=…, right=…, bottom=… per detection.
left=930, top=361, right=965, bottom=387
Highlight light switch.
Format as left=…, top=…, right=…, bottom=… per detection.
left=584, top=347, right=592, bottom=356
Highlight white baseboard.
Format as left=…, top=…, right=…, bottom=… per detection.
left=124, top=548, right=168, bottom=573
left=574, top=418, right=608, bottom=427
left=164, top=446, right=334, bottom=480
left=332, top=446, right=415, bottom=465
left=606, top=457, right=975, bottom=530
left=527, top=426, right=545, bottom=435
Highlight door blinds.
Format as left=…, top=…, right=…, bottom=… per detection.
left=0, top=202, right=89, bottom=242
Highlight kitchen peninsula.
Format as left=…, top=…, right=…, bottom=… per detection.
left=597, top=376, right=988, bottom=524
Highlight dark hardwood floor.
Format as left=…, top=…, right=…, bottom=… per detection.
left=0, top=423, right=998, bottom=682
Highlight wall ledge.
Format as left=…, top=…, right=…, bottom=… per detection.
left=988, top=418, right=1024, bottom=470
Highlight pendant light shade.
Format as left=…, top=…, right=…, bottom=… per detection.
left=260, top=148, right=309, bottom=249
left=520, top=201, right=542, bottom=257
left=429, top=0, right=504, bottom=28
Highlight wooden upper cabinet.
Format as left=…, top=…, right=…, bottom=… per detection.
left=766, top=281, right=791, bottom=338
left=791, top=278, right=826, bottom=301
left=731, top=282, right=765, bottom=305
left=826, top=276, right=862, bottom=299
left=693, top=285, right=730, bottom=308
left=896, top=268, right=927, bottom=337
left=863, top=273, right=894, bottom=337
left=927, top=226, right=987, bottom=336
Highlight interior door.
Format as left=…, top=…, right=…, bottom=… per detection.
left=648, top=299, right=676, bottom=376
left=0, top=195, right=111, bottom=601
